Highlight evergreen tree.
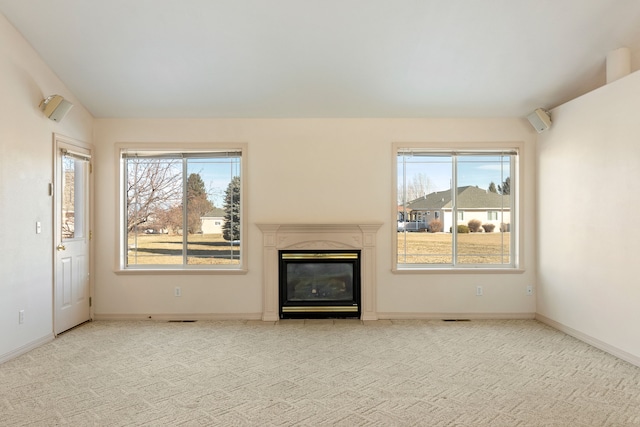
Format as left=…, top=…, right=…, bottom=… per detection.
left=223, top=176, right=241, bottom=241
left=488, top=181, right=497, bottom=193
left=187, top=173, right=208, bottom=198
left=186, top=173, right=213, bottom=233
left=498, top=177, right=511, bottom=195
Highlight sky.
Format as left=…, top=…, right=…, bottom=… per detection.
left=398, top=154, right=511, bottom=199
left=188, top=157, right=241, bottom=208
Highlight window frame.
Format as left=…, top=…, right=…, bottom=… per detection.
left=392, top=142, right=523, bottom=273
left=115, top=142, right=248, bottom=274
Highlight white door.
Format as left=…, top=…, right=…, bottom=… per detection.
left=54, top=135, right=92, bottom=335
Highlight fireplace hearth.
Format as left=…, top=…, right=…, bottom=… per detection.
left=279, top=250, right=361, bottom=319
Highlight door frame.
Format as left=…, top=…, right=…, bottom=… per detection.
left=52, top=133, right=94, bottom=335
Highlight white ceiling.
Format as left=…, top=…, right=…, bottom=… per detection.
left=2, top=0, right=640, bottom=118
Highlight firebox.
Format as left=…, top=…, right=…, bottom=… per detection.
left=279, top=250, right=361, bottom=319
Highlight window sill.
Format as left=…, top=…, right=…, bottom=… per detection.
left=392, top=267, right=525, bottom=274
left=114, top=268, right=248, bottom=275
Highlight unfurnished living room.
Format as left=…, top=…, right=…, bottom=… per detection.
left=1, top=1, right=640, bottom=425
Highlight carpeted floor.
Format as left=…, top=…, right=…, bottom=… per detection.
left=1, top=319, right=639, bottom=426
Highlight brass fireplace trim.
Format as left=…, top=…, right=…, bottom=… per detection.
left=281, top=252, right=359, bottom=260
left=282, top=306, right=359, bottom=313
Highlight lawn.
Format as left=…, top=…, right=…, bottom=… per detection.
left=128, top=233, right=239, bottom=265
left=397, top=231, right=511, bottom=264
left=127, top=231, right=510, bottom=266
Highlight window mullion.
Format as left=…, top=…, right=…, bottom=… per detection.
left=182, top=158, right=188, bottom=266
left=400, top=154, right=408, bottom=263
left=509, top=156, right=516, bottom=266
left=125, top=159, right=132, bottom=266
left=132, top=159, right=139, bottom=265
left=503, top=155, right=508, bottom=265
left=451, top=155, right=458, bottom=266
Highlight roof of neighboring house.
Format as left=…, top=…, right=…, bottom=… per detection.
left=407, top=186, right=510, bottom=210
left=202, top=208, right=225, bottom=218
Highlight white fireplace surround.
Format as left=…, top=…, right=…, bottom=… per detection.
left=256, top=223, right=383, bottom=321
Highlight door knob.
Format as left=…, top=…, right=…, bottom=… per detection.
left=56, top=244, right=66, bottom=251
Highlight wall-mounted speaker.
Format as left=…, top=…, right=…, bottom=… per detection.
left=40, top=95, right=74, bottom=122
left=526, top=108, right=552, bottom=133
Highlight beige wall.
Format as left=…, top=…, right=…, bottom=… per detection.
left=93, top=118, right=537, bottom=319
left=0, top=14, right=93, bottom=359
left=3, top=3, right=639, bottom=367
left=537, top=70, right=640, bottom=364
left=2, top=9, right=539, bottom=362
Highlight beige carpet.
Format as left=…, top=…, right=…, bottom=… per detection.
left=1, top=319, right=639, bottom=426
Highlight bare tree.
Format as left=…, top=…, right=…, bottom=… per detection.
left=399, top=173, right=434, bottom=204
left=127, top=158, right=182, bottom=233
left=155, top=204, right=183, bottom=235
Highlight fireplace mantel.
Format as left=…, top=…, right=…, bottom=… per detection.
left=256, top=223, right=382, bottom=321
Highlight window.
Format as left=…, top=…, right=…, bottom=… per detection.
left=61, top=152, right=90, bottom=240
left=395, top=144, right=519, bottom=270
left=118, top=144, right=246, bottom=271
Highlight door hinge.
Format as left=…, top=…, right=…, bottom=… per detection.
left=90, top=230, right=93, bottom=241
left=89, top=297, right=92, bottom=307
left=89, top=162, right=93, bottom=173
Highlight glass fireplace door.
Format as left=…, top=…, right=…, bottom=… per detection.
left=279, top=251, right=361, bottom=319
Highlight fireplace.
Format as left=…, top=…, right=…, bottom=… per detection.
left=256, top=223, right=382, bottom=321
left=279, top=250, right=361, bottom=319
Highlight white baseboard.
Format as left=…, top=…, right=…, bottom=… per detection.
left=0, top=333, right=55, bottom=364
left=377, top=312, right=536, bottom=320
left=536, top=314, right=640, bottom=368
left=93, top=312, right=263, bottom=321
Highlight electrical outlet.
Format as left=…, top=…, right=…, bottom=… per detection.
left=526, top=285, right=533, bottom=296
left=174, top=287, right=181, bottom=297
left=476, top=286, right=483, bottom=296
left=19, top=310, right=24, bottom=324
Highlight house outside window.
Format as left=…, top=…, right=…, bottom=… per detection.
left=395, top=143, right=519, bottom=270
left=118, top=143, right=246, bottom=271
